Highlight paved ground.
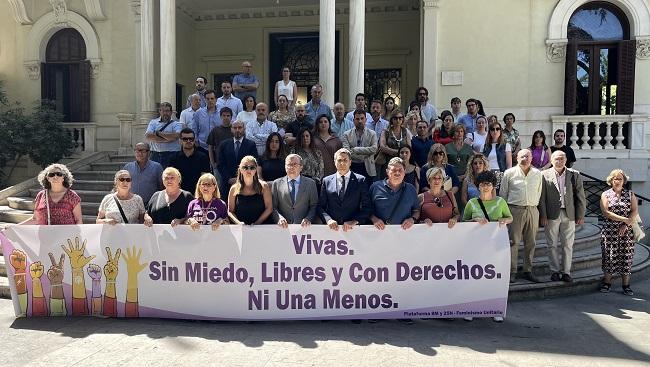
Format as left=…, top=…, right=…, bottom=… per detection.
left=1, top=281, right=649, bottom=367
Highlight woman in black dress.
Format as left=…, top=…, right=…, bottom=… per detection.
left=258, top=132, right=287, bottom=182
left=144, top=167, right=194, bottom=227
left=228, top=156, right=273, bottom=225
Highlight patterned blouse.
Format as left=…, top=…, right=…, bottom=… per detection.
left=297, top=148, right=324, bottom=184
left=34, top=189, right=81, bottom=225
left=99, top=193, right=146, bottom=224
left=269, top=109, right=296, bottom=131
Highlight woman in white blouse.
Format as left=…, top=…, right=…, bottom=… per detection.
left=274, top=67, right=298, bottom=109
left=97, top=170, right=145, bottom=224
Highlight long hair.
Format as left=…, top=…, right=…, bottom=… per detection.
left=232, top=156, right=263, bottom=196
left=427, top=143, right=448, bottom=166
left=529, top=130, right=548, bottom=150
left=243, top=95, right=257, bottom=112
left=262, top=132, right=287, bottom=160
left=465, top=153, right=489, bottom=186
left=194, top=173, right=221, bottom=200
left=299, top=127, right=315, bottom=150
left=313, top=114, right=333, bottom=136
left=486, top=121, right=506, bottom=146
left=398, top=145, right=416, bottom=166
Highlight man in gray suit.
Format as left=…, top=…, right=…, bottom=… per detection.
left=539, top=150, right=586, bottom=283
left=271, top=154, right=319, bottom=227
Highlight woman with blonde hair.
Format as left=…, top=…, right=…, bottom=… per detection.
left=186, top=173, right=228, bottom=230
left=418, top=143, right=460, bottom=194
left=599, top=169, right=638, bottom=296
left=461, top=154, right=493, bottom=206
left=24, top=163, right=82, bottom=225
left=418, top=167, right=459, bottom=229
left=144, top=167, right=193, bottom=226
left=97, top=170, right=145, bottom=224
left=228, top=156, right=273, bottom=225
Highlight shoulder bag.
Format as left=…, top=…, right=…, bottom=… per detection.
left=112, top=195, right=129, bottom=224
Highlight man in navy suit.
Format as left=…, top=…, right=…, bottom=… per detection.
left=216, top=119, right=258, bottom=196
left=319, top=148, right=371, bottom=231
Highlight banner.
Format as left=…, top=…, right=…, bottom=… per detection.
left=1, top=223, right=510, bottom=320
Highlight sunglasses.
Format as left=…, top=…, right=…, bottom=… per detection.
left=490, top=128, right=501, bottom=132
left=392, top=116, right=404, bottom=120
left=118, top=177, right=132, bottom=182
left=433, top=151, right=445, bottom=156
left=433, top=197, right=443, bottom=208
left=181, top=137, right=195, bottom=142
left=241, top=165, right=257, bottom=171
left=48, top=172, right=64, bottom=177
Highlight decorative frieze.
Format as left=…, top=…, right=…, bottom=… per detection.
left=545, top=39, right=567, bottom=63
left=637, top=37, right=650, bottom=60
left=24, top=61, right=40, bottom=80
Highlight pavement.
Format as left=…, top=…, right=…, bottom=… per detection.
left=1, top=281, right=649, bottom=367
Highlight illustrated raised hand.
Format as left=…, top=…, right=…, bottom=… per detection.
left=123, top=246, right=148, bottom=280
left=11, top=249, right=28, bottom=316
left=122, top=246, right=148, bottom=316
left=30, top=261, right=48, bottom=316
left=47, top=252, right=65, bottom=286
left=87, top=263, right=103, bottom=316
left=103, top=247, right=121, bottom=282
left=29, top=261, right=44, bottom=279
left=47, top=252, right=66, bottom=316
left=102, top=247, right=121, bottom=318
left=61, top=237, right=96, bottom=270
left=87, top=263, right=102, bottom=280
left=10, top=249, right=27, bottom=274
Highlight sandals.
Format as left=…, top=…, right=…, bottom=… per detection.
left=622, top=285, right=634, bottom=296
left=599, top=282, right=611, bottom=293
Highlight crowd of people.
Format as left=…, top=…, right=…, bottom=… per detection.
left=21, top=62, right=641, bottom=322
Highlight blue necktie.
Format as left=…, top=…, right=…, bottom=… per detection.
left=290, top=179, right=296, bottom=205
left=234, top=140, right=241, bottom=157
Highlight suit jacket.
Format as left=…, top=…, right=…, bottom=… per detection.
left=271, top=175, right=318, bottom=224
left=538, top=167, right=586, bottom=221
left=318, top=172, right=371, bottom=224
left=216, top=138, right=258, bottom=182
left=341, top=128, right=378, bottom=177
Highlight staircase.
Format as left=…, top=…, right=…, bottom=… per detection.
left=1, top=154, right=650, bottom=301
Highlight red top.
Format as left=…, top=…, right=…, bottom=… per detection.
left=432, top=128, right=453, bottom=145
left=420, top=191, right=454, bottom=223
left=34, top=189, right=81, bottom=225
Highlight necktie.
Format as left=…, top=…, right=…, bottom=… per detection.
left=234, top=140, right=241, bottom=157
left=290, top=179, right=296, bottom=205
left=339, top=175, right=346, bottom=199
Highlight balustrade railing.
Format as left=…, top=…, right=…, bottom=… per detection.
left=63, top=123, right=97, bottom=153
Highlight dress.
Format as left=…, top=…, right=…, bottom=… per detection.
left=186, top=198, right=228, bottom=224
left=99, top=193, right=146, bottom=224
left=531, top=145, right=549, bottom=169
left=260, top=158, right=285, bottom=181
left=234, top=193, right=268, bottom=224
left=313, top=135, right=343, bottom=177
left=420, top=191, right=455, bottom=223
left=601, top=189, right=635, bottom=275
left=404, top=167, right=418, bottom=188
left=33, top=189, right=81, bottom=225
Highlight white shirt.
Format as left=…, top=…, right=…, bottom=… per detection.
left=337, top=170, right=352, bottom=196
left=277, top=80, right=296, bottom=102
left=179, top=107, right=199, bottom=128
left=245, top=119, right=278, bottom=155
left=236, top=110, right=257, bottom=126
left=468, top=131, right=488, bottom=153
left=487, top=143, right=511, bottom=170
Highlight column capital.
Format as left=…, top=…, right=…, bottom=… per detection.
left=422, top=0, right=441, bottom=9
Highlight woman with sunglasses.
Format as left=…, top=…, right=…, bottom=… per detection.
left=418, top=167, right=459, bottom=228
left=97, top=170, right=145, bottom=224
left=461, top=154, right=493, bottom=206
left=24, top=163, right=82, bottom=225
left=418, top=143, right=460, bottom=194
left=529, top=130, right=552, bottom=170
left=228, top=156, right=273, bottom=225
left=482, top=121, right=513, bottom=191
left=144, top=167, right=193, bottom=227
left=378, top=111, right=412, bottom=173
left=186, top=173, right=229, bottom=230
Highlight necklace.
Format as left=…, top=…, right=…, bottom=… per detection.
left=391, top=129, right=403, bottom=144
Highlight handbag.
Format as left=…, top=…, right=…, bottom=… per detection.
left=632, top=213, right=645, bottom=241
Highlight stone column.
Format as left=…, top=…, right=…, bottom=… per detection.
left=348, top=0, right=365, bottom=109
left=140, top=0, right=156, bottom=116
left=319, top=0, right=336, bottom=105
left=160, top=0, right=176, bottom=108
left=117, top=113, right=136, bottom=154
left=420, top=0, right=440, bottom=102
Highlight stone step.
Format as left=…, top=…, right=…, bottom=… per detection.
left=109, top=155, right=134, bottom=162
left=509, top=242, right=650, bottom=300
left=8, top=197, right=101, bottom=215
left=0, top=206, right=96, bottom=224
left=70, top=180, right=115, bottom=191
left=29, top=189, right=109, bottom=204
left=519, top=243, right=603, bottom=277
left=525, top=224, right=602, bottom=257
left=90, top=162, right=130, bottom=171
left=73, top=170, right=119, bottom=181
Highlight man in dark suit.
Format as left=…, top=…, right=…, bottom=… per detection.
left=216, top=119, right=258, bottom=196
left=539, top=150, right=586, bottom=283
left=271, top=154, right=319, bottom=227
left=319, top=148, right=371, bottom=231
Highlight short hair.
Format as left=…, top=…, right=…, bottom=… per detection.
left=135, top=142, right=150, bottom=150
left=231, top=119, right=245, bottom=126
left=334, top=148, right=352, bottom=160
left=311, top=84, right=323, bottom=91
left=475, top=170, right=497, bottom=187
left=466, top=98, right=478, bottom=106
left=294, top=103, right=306, bottom=111
left=554, top=128, right=566, bottom=135
left=370, top=99, right=383, bottom=107
left=194, top=173, right=220, bottom=200
left=162, top=167, right=182, bottom=183
left=415, top=86, right=429, bottom=100
left=426, top=166, right=446, bottom=182
left=196, top=76, right=207, bottom=84
left=112, top=169, right=131, bottom=192
left=355, top=93, right=366, bottom=100
left=503, top=112, right=516, bottom=122
left=189, top=93, right=200, bottom=101
left=451, top=123, right=466, bottom=138
left=387, top=157, right=405, bottom=169
left=606, top=169, right=629, bottom=186
left=180, top=127, right=195, bottom=136
left=221, top=80, right=232, bottom=87
left=204, top=89, right=217, bottom=98
left=159, top=102, right=173, bottom=111
left=285, top=153, right=302, bottom=164
left=451, top=97, right=461, bottom=104
left=439, top=110, right=454, bottom=122
left=38, top=163, right=74, bottom=189
left=353, top=109, right=367, bottom=117
left=220, top=106, right=233, bottom=117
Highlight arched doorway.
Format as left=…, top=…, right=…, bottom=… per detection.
left=41, top=28, right=91, bottom=122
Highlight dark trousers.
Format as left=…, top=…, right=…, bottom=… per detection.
left=151, top=151, right=177, bottom=169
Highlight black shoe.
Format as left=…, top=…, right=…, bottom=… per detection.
left=550, top=272, right=561, bottom=282
left=599, top=282, right=611, bottom=293
left=561, top=273, right=573, bottom=283
left=622, top=285, right=634, bottom=296
left=522, top=272, right=541, bottom=283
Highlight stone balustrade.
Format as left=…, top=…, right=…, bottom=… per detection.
left=63, top=122, right=97, bottom=152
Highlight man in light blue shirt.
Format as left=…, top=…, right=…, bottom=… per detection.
left=123, top=142, right=163, bottom=204
left=331, top=102, right=354, bottom=137
left=216, top=81, right=243, bottom=124
left=232, top=61, right=259, bottom=100
left=305, top=84, right=333, bottom=126
left=457, top=98, right=482, bottom=134
left=345, top=93, right=372, bottom=122
left=144, top=102, right=182, bottom=168
left=366, top=99, right=389, bottom=137
left=191, top=89, right=220, bottom=153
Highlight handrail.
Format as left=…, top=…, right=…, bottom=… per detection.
left=579, top=171, right=650, bottom=203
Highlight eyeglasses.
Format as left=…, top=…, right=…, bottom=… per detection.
left=181, top=137, right=195, bottom=142
left=118, top=177, right=132, bottom=182
left=490, top=128, right=501, bottom=132
left=47, top=172, right=64, bottom=178
left=433, top=151, right=445, bottom=156
left=433, top=197, right=443, bottom=208
left=241, top=165, right=257, bottom=171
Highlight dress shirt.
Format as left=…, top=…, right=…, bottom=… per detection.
left=216, top=95, right=243, bottom=124
left=305, top=100, right=333, bottom=126
left=500, top=165, right=543, bottom=206
left=554, top=168, right=567, bottom=208
left=246, top=119, right=278, bottom=155
left=191, top=107, right=220, bottom=150
left=145, top=118, right=182, bottom=152
left=337, top=171, right=352, bottom=196
left=287, top=175, right=301, bottom=202
left=366, top=117, right=389, bottom=137
left=330, top=118, right=355, bottom=137
left=345, top=111, right=372, bottom=123
left=179, top=106, right=200, bottom=128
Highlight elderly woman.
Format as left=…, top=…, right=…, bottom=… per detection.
left=419, top=143, right=460, bottom=194
left=296, top=127, right=324, bottom=186
left=599, top=169, right=638, bottom=296
left=228, top=156, right=273, bottom=225
left=258, top=132, right=287, bottom=181
left=530, top=130, right=552, bottom=170
left=461, top=154, right=493, bottom=206
left=97, top=170, right=145, bottom=224
left=186, top=173, right=228, bottom=231
left=418, top=167, right=459, bottom=228
left=144, top=167, right=193, bottom=226
left=445, top=123, right=474, bottom=182
left=313, top=114, right=343, bottom=177
left=24, top=163, right=82, bottom=225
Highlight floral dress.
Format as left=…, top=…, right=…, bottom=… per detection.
left=297, top=149, right=324, bottom=185
left=601, top=189, right=635, bottom=275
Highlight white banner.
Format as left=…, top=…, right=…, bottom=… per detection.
left=1, top=223, right=510, bottom=320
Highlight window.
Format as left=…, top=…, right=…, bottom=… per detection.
left=364, top=69, right=402, bottom=109
left=564, top=2, right=635, bottom=115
